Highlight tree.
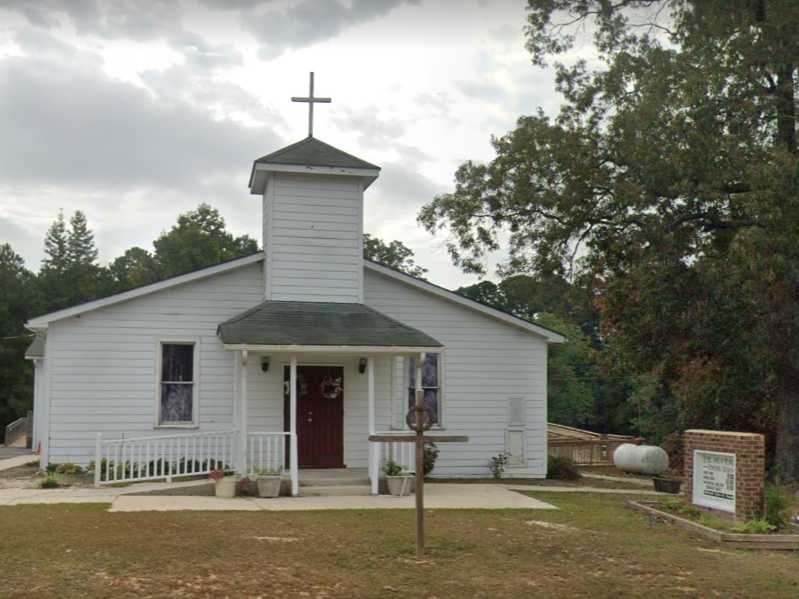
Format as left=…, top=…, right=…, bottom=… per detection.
left=66, top=210, right=99, bottom=267
left=536, top=312, right=596, bottom=428
left=39, top=211, right=71, bottom=312
left=153, top=204, right=258, bottom=277
left=0, top=244, right=38, bottom=432
left=420, top=1, right=799, bottom=477
left=42, top=210, right=68, bottom=273
left=363, top=233, right=427, bottom=278
left=109, top=247, right=161, bottom=291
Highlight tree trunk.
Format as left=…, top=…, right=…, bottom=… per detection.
left=775, top=379, right=799, bottom=481
left=775, top=64, right=797, bottom=154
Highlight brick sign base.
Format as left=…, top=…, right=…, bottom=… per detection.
left=683, top=429, right=765, bottom=521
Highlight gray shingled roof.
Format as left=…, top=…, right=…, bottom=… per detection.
left=254, top=137, right=379, bottom=170
left=218, top=301, right=442, bottom=348
left=25, top=334, right=45, bottom=358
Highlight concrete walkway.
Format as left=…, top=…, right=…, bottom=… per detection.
left=0, top=482, right=557, bottom=511
left=0, top=453, right=38, bottom=472
left=111, top=484, right=557, bottom=512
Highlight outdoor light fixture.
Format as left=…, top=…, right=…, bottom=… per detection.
left=358, top=357, right=367, bottom=374
left=261, top=357, right=270, bottom=372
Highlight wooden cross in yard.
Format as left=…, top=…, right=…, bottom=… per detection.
left=291, top=71, right=331, bottom=138
left=369, top=354, right=468, bottom=558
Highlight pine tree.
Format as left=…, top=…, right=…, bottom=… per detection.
left=42, top=210, right=68, bottom=273
left=67, top=210, right=99, bottom=267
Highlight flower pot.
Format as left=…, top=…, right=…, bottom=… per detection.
left=653, top=478, right=682, bottom=494
left=386, top=475, right=414, bottom=497
left=214, top=476, right=239, bottom=498
left=256, top=476, right=282, bottom=498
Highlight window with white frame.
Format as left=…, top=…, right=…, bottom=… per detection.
left=407, top=353, right=442, bottom=425
left=159, top=342, right=196, bottom=425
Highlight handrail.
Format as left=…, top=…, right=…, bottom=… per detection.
left=94, top=430, right=237, bottom=486
left=4, top=416, right=29, bottom=447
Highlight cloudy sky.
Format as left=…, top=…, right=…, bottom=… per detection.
left=0, top=0, right=568, bottom=289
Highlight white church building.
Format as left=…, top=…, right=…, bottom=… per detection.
left=24, top=86, right=563, bottom=494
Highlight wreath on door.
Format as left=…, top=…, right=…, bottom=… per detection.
left=320, top=376, right=343, bottom=400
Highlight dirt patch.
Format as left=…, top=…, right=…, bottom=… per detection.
left=525, top=520, right=579, bottom=532
left=0, top=463, right=42, bottom=489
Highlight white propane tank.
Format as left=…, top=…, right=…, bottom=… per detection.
left=612, top=443, right=669, bottom=475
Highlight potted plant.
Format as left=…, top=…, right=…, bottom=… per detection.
left=253, top=468, right=282, bottom=498
left=653, top=472, right=683, bottom=494
left=209, top=468, right=239, bottom=498
left=383, top=459, right=414, bottom=496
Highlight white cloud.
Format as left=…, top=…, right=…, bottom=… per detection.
left=0, top=0, right=573, bottom=286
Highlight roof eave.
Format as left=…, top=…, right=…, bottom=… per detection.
left=26, top=253, right=264, bottom=329
left=223, top=343, right=445, bottom=355
left=363, top=260, right=567, bottom=344
left=249, top=162, right=380, bottom=194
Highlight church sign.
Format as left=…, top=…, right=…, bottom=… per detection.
left=692, top=449, right=736, bottom=514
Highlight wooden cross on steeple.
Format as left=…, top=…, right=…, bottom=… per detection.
left=291, top=72, right=331, bottom=138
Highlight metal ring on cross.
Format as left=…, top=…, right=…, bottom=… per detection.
left=405, top=406, right=435, bottom=432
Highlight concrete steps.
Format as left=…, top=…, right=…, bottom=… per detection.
left=298, top=468, right=371, bottom=496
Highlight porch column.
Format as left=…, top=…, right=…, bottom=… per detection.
left=290, top=355, right=299, bottom=496
left=239, top=350, right=248, bottom=474
left=367, top=356, right=378, bottom=495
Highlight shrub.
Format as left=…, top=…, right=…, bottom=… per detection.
left=383, top=459, right=404, bottom=477
left=764, top=486, right=792, bottom=529
left=54, top=463, right=83, bottom=476
left=40, top=477, right=59, bottom=489
left=547, top=456, right=581, bottom=481
left=660, top=497, right=682, bottom=512
left=423, top=442, right=439, bottom=476
left=731, top=519, right=777, bottom=534
left=488, top=452, right=510, bottom=479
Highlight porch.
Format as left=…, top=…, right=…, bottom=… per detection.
left=95, top=301, right=443, bottom=495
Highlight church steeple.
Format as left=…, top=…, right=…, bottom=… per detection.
left=248, top=74, right=380, bottom=303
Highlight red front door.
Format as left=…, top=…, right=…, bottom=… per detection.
left=284, top=366, right=344, bottom=468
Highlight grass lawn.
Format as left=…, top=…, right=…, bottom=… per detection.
left=2, top=493, right=798, bottom=598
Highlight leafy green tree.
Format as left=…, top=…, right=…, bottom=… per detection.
left=109, top=247, right=160, bottom=291
left=0, top=244, right=38, bottom=432
left=362, top=233, right=427, bottom=278
left=536, top=312, right=596, bottom=428
left=420, top=1, right=799, bottom=476
left=153, top=204, right=258, bottom=278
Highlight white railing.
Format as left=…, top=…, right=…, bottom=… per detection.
left=369, top=431, right=416, bottom=495
left=4, top=415, right=30, bottom=448
left=246, top=432, right=290, bottom=474
left=94, top=430, right=237, bottom=486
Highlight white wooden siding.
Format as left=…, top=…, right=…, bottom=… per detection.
left=263, top=173, right=363, bottom=302
left=41, top=259, right=547, bottom=477
left=364, top=268, right=548, bottom=478
left=45, top=263, right=265, bottom=465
